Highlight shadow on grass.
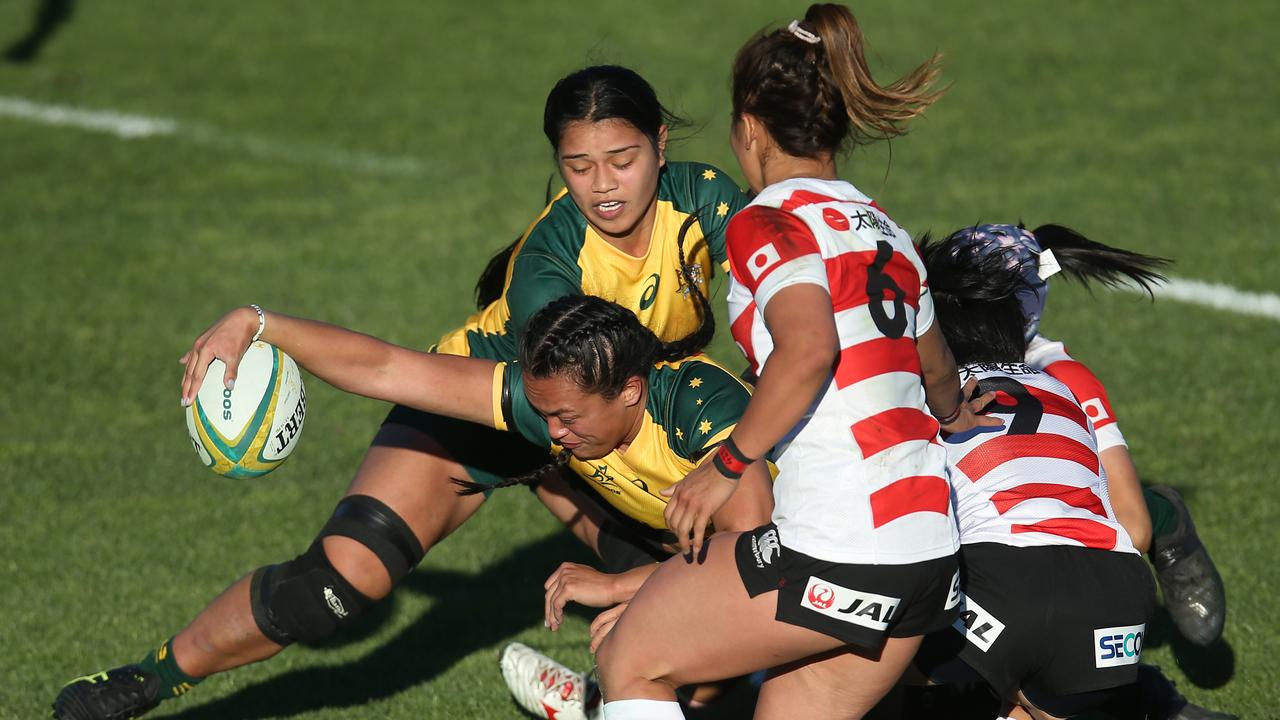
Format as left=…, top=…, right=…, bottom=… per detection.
left=1143, top=605, right=1235, bottom=690
left=161, top=531, right=592, bottom=719
left=4, top=0, right=74, bottom=63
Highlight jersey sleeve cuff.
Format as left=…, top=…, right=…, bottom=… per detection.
left=491, top=362, right=509, bottom=432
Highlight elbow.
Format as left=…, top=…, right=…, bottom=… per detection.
left=781, top=333, right=840, bottom=379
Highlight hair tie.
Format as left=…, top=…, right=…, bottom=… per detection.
left=787, top=20, right=822, bottom=45
left=1036, top=247, right=1062, bottom=281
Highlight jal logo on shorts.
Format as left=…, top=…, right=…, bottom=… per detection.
left=952, top=591, right=1006, bottom=653
left=944, top=569, right=961, bottom=611
left=1095, top=624, right=1144, bottom=668
left=751, top=529, right=780, bottom=568
left=800, top=576, right=900, bottom=631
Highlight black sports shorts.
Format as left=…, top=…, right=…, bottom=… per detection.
left=735, top=523, right=960, bottom=649
left=382, top=404, right=552, bottom=489
left=914, top=542, right=1155, bottom=711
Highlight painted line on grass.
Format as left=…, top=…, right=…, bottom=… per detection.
left=1120, top=277, right=1280, bottom=323
left=0, top=94, right=425, bottom=176
left=4, top=96, right=1278, bottom=323
left=0, top=94, right=177, bottom=138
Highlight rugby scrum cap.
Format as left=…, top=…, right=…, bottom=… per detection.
left=946, top=223, right=1062, bottom=340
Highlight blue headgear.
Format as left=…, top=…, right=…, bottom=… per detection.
left=946, top=224, right=1060, bottom=340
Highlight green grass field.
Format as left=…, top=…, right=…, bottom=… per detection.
left=2, top=1, right=1276, bottom=718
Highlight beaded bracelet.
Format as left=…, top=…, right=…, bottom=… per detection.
left=249, top=304, right=266, bottom=344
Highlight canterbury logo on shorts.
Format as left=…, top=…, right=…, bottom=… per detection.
left=952, top=591, right=1006, bottom=653
left=799, top=576, right=900, bottom=631
left=751, top=529, right=780, bottom=567
left=1095, top=624, right=1144, bottom=668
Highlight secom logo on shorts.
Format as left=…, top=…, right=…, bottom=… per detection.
left=800, top=576, right=900, bottom=631
left=1094, top=624, right=1145, bottom=668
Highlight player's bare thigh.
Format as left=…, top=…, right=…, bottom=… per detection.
left=755, top=636, right=923, bottom=719
left=322, top=422, right=486, bottom=598
left=595, top=533, right=844, bottom=697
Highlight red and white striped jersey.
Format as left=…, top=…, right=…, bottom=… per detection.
left=725, top=178, right=958, bottom=565
left=944, top=363, right=1137, bottom=554
left=1024, top=334, right=1127, bottom=452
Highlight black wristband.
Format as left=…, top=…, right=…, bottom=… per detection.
left=711, top=435, right=756, bottom=480
left=935, top=388, right=966, bottom=425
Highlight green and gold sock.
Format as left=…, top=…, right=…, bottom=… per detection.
left=1144, top=487, right=1180, bottom=542
left=137, top=638, right=203, bottom=700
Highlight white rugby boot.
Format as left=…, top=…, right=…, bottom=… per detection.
left=499, top=642, right=601, bottom=720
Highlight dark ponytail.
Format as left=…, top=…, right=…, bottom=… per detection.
left=1030, top=223, right=1170, bottom=297
left=474, top=174, right=559, bottom=309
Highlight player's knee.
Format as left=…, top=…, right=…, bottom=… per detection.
left=249, top=495, right=425, bottom=645
left=596, top=633, right=668, bottom=699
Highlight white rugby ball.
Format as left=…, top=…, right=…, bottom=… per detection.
left=186, top=341, right=306, bottom=478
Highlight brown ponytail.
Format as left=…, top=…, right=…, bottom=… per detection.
left=805, top=4, right=944, bottom=140
left=732, top=3, right=945, bottom=157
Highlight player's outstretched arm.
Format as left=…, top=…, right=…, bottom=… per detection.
left=179, top=305, right=495, bottom=426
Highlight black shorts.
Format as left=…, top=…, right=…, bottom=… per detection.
left=915, top=542, right=1155, bottom=706
left=383, top=404, right=552, bottom=489
left=735, top=523, right=960, bottom=649
left=555, top=469, right=678, bottom=573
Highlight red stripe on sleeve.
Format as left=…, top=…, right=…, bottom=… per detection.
left=990, top=482, right=1107, bottom=517
left=834, top=337, right=921, bottom=389
left=1042, top=359, right=1119, bottom=429
left=852, top=408, right=939, bottom=458
left=1011, top=518, right=1118, bottom=550
left=870, top=475, right=951, bottom=528
left=726, top=206, right=821, bottom=293
left=955, top=434, right=1100, bottom=482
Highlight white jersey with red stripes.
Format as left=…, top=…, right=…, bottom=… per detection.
left=725, top=177, right=958, bottom=565
left=944, top=362, right=1137, bottom=554
left=1024, top=334, right=1127, bottom=451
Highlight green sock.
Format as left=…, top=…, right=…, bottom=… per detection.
left=1144, top=488, right=1180, bottom=542
left=137, top=638, right=202, bottom=701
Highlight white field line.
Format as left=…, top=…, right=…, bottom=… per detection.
left=3, top=96, right=1279, bottom=322
left=1120, top=277, right=1280, bottom=323
left=0, top=95, right=425, bottom=176
left=0, top=94, right=176, bottom=138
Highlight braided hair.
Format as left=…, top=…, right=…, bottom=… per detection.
left=453, top=227, right=713, bottom=496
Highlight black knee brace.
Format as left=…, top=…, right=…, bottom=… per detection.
left=250, top=495, right=425, bottom=646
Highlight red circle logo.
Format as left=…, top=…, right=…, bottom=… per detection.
left=823, top=207, right=849, bottom=231
left=807, top=583, right=835, bottom=610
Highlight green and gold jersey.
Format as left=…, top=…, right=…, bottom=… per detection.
left=488, top=355, right=752, bottom=530
left=437, top=162, right=749, bottom=360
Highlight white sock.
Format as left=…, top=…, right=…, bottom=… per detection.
left=602, top=699, right=685, bottom=720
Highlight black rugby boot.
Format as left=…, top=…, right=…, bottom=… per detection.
left=53, top=665, right=160, bottom=720
left=1148, top=485, right=1227, bottom=646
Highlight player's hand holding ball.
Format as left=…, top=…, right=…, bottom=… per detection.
left=182, top=306, right=305, bottom=478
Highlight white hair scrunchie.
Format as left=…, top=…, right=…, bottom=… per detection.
left=787, top=20, right=821, bottom=45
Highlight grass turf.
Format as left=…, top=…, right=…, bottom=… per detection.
left=2, top=1, right=1276, bottom=717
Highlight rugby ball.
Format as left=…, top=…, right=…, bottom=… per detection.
left=185, top=341, right=306, bottom=478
